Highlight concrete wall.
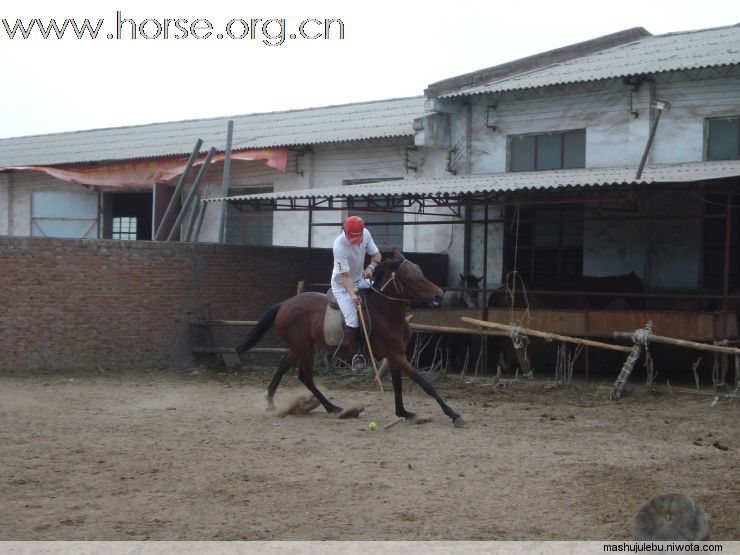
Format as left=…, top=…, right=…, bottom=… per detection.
left=189, top=138, right=416, bottom=248
left=583, top=191, right=704, bottom=289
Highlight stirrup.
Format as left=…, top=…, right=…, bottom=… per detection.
left=351, top=354, right=367, bottom=372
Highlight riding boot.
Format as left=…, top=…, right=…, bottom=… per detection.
left=341, top=323, right=366, bottom=371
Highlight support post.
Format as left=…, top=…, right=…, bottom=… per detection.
left=722, top=192, right=732, bottom=342
left=154, top=139, right=203, bottom=240
left=217, top=120, right=234, bottom=244
left=480, top=203, right=489, bottom=376
left=307, top=206, right=314, bottom=288
left=184, top=195, right=201, bottom=242
left=167, top=148, right=215, bottom=242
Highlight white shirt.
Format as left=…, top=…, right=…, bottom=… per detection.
left=331, top=229, right=380, bottom=287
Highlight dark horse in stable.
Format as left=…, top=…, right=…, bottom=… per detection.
left=236, top=253, right=466, bottom=427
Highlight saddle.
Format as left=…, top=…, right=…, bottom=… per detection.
left=323, top=288, right=369, bottom=347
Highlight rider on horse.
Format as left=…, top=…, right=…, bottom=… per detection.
left=331, top=216, right=382, bottom=369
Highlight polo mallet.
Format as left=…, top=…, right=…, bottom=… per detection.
left=356, top=301, right=384, bottom=396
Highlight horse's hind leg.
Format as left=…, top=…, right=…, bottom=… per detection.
left=265, top=351, right=296, bottom=412
left=296, top=353, right=342, bottom=415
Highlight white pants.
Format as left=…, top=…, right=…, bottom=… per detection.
left=331, top=279, right=370, bottom=328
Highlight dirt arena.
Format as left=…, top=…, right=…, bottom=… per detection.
left=1, top=368, right=737, bottom=540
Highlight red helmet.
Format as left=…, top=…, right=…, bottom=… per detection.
left=344, top=216, right=365, bottom=245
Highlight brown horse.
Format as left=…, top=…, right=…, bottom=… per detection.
left=236, top=252, right=465, bottom=427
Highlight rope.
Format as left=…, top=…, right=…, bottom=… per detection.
left=509, top=324, right=524, bottom=350
left=632, top=326, right=652, bottom=346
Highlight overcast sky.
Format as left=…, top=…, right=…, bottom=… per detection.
left=0, top=0, right=737, bottom=139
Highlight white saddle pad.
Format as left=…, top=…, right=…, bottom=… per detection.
left=323, top=304, right=344, bottom=347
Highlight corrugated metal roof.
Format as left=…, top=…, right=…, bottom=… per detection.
left=439, top=25, right=740, bottom=98
left=0, top=96, right=425, bottom=167
left=208, top=160, right=740, bottom=202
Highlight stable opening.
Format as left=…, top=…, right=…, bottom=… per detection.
left=102, top=192, right=153, bottom=241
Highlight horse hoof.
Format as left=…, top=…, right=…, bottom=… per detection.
left=265, top=405, right=276, bottom=412
left=452, top=416, right=466, bottom=428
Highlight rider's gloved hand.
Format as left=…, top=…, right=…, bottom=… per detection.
left=352, top=291, right=362, bottom=306
left=363, top=264, right=375, bottom=278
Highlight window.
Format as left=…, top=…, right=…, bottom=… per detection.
left=226, top=185, right=274, bottom=246
left=509, top=130, right=586, bottom=172
left=112, top=217, right=138, bottom=240
left=503, top=204, right=584, bottom=283
left=344, top=178, right=404, bottom=249
left=31, top=191, right=98, bottom=239
left=707, top=117, right=740, bottom=161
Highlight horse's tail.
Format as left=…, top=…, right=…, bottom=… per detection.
left=236, top=303, right=282, bottom=354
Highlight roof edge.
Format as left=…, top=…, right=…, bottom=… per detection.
left=424, top=27, right=652, bottom=98
left=0, top=95, right=425, bottom=143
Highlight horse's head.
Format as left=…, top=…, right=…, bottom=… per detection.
left=375, top=251, right=444, bottom=307
left=460, top=273, right=483, bottom=308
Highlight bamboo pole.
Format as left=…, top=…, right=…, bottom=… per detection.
left=461, top=317, right=632, bottom=353
left=410, top=323, right=508, bottom=337
left=613, top=331, right=740, bottom=356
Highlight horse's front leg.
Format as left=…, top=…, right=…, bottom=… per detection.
left=390, top=367, right=415, bottom=420
left=388, top=352, right=465, bottom=428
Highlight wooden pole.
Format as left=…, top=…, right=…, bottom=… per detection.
left=613, top=331, right=740, bottom=356
left=461, top=317, right=632, bottom=353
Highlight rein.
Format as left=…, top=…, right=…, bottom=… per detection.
left=367, top=260, right=408, bottom=303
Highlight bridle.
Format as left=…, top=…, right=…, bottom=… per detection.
left=366, top=259, right=408, bottom=303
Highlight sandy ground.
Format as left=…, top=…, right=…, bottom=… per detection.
left=0, top=368, right=738, bottom=541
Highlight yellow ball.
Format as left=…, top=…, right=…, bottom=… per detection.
left=368, top=421, right=377, bottom=430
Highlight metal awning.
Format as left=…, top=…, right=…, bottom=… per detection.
left=205, top=160, right=740, bottom=212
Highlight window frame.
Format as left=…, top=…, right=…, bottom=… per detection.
left=507, top=129, right=586, bottom=172
left=112, top=216, right=138, bottom=241
left=705, top=116, right=740, bottom=161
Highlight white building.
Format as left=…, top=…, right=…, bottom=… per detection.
left=0, top=97, right=425, bottom=251
left=3, top=24, right=740, bottom=303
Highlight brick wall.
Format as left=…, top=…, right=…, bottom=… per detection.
left=0, top=237, right=447, bottom=371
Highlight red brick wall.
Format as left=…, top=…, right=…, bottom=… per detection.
left=0, top=237, right=447, bottom=371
